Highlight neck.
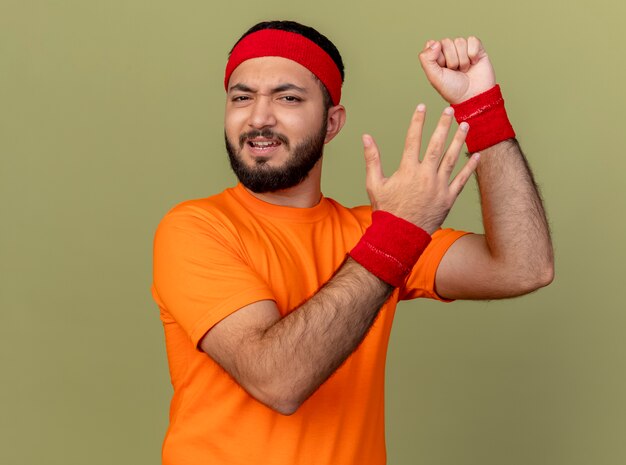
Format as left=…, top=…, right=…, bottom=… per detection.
left=244, top=160, right=323, bottom=208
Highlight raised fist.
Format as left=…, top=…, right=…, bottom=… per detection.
left=418, top=37, right=496, bottom=104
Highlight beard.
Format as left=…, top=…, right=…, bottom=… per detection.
left=225, top=118, right=327, bottom=194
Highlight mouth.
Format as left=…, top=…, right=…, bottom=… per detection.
left=247, top=138, right=282, bottom=149
left=245, top=137, right=283, bottom=156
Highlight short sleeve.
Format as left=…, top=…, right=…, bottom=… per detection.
left=399, top=228, right=471, bottom=301
left=152, top=203, right=275, bottom=347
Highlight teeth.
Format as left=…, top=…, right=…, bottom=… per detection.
left=250, top=141, right=278, bottom=147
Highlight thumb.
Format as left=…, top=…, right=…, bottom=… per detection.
left=418, top=41, right=444, bottom=84
left=362, top=134, right=384, bottom=190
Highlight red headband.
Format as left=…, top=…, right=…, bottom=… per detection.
left=224, top=29, right=343, bottom=105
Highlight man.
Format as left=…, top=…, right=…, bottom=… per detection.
left=152, top=20, right=553, bottom=465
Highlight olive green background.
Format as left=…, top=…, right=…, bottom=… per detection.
left=2, top=0, right=624, bottom=464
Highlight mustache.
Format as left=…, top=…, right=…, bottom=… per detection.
left=239, top=129, right=290, bottom=149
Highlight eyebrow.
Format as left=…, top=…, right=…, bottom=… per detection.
left=228, top=83, right=308, bottom=94
left=229, top=83, right=255, bottom=93
left=273, top=83, right=307, bottom=94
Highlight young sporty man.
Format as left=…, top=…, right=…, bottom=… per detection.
left=152, top=20, right=553, bottom=465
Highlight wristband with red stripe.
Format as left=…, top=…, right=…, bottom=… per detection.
left=349, top=211, right=432, bottom=288
left=451, top=84, right=515, bottom=153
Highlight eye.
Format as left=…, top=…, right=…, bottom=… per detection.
left=280, top=95, right=302, bottom=103
left=231, top=95, right=250, bottom=102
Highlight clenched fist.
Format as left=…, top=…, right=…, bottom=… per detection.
left=418, top=37, right=495, bottom=104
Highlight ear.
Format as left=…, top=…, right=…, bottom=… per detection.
left=324, top=105, right=346, bottom=144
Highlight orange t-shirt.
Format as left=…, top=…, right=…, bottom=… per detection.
left=152, top=184, right=468, bottom=465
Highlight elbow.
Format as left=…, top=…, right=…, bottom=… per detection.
left=245, top=380, right=305, bottom=416
left=260, top=392, right=303, bottom=416
left=491, top=258, right=554, bottom=298
left=516, top=260, right=555, bottom=294
left=538, top=261, right=555, bottom=288
left=530, top=254, right=555, bottom=290
left=270, top=399, right=301, bottom=416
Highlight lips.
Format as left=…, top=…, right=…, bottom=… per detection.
left=244, top=138, right=283, bottom=158
left=239, top=130, right=289, bottom=150
left=247, top=138, right=281, bottom=149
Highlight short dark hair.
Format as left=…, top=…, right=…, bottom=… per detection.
left=230, top=20, right=345, bottom=108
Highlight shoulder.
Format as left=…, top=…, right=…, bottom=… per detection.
left=153, top=188, right=251, bottom=253
left=348, top=204, right=373, bottom=226
left=157, top=187, right=243, bottom=229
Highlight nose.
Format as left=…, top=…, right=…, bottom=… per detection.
left=248, top=96, right=277, bottom=129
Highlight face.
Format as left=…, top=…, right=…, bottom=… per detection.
left=224, top=57, right=330, bottom=193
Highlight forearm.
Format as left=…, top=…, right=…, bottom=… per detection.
left=225, top=258, right=392, bottom=414
left=202, top=106, right=476, bottom=413
left=418, top=37, right=555, bottom=299
left=476, top=138, right=554, bottom=290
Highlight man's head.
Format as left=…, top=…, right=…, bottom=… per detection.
left=223, top=21, right=346, bottom=193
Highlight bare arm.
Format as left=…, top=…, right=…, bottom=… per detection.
left=201, top=258, right=392, bottom=415
left=200, top=107, right=479, bottom=415
left=436, top=139, right=553, bottom=299
left=419, top=37, right=554, bottom=299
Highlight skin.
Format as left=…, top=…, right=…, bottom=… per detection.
left=224, top=57, right=345, bottom=208
left=418, top=38, right=555, bottom=297
left=201, top=40, right=554, bottom=415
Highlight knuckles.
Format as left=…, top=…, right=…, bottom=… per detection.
left=453, top=37, right=467, bottom=48
left=441, top=37, right=454, bottom=47
left=435, top=36, right=482, bottom=56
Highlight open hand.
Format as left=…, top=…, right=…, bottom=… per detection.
left=418, top=37, right=495, bottom=104
left=363, top=105, right=480, bottom=234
